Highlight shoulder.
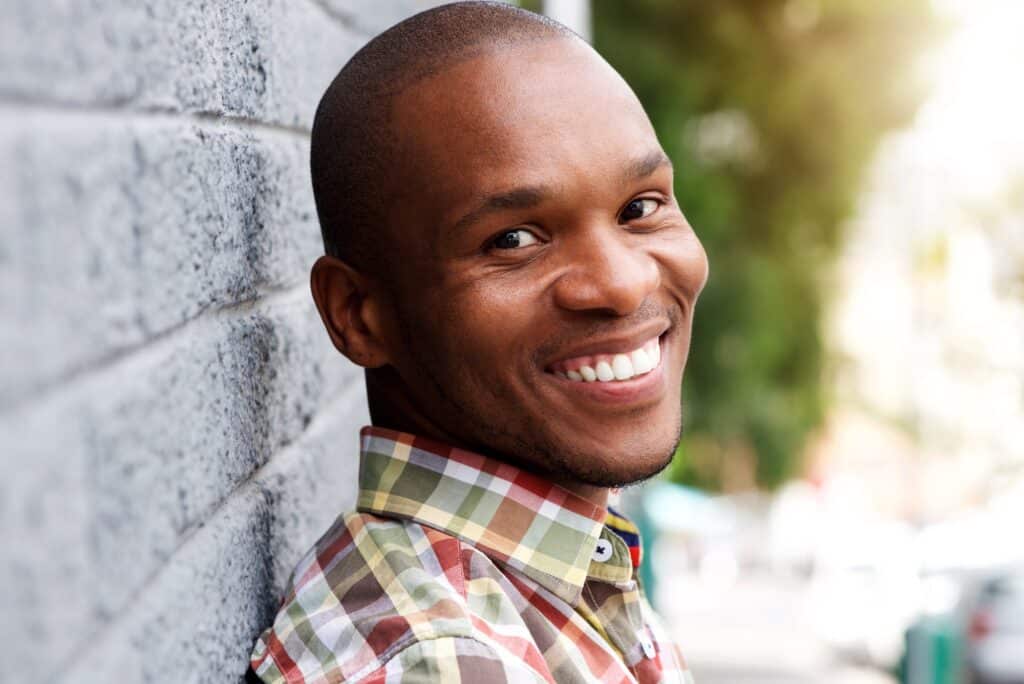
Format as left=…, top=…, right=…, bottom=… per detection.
left=250, top=512, right=479, bottom=683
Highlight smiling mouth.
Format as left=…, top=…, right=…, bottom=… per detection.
left=547, top=334, right=663, bottom=383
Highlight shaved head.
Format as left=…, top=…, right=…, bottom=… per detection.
left=309, top=0, right=707, bottom=498
left=310, top=2, right=576, bottom=270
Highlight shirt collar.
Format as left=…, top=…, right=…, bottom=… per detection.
left=356, top=426, right=636, bottom=604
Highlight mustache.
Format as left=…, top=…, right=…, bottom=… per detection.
left=531, top=299, right=681, bottom=362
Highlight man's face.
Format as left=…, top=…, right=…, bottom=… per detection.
left=377, top=39, right=708, bottom=488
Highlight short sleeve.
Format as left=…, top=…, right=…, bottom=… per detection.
left=358, top=637, right=551, bottom=684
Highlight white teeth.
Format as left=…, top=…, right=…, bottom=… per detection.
left=631, top=348, right=653, bottom=374
left=556, top=337, right=663, bottom=382
left=611, top=354, right=634, bottom=380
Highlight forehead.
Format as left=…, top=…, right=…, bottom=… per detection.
left=389, top=40, right=660, bottom=223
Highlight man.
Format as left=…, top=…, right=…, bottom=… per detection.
left=250, top=2, right=707, bottom=682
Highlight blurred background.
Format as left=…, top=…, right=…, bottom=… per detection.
left=2, top=0, right=1020, bottom=681
left=535, top=0, right=1024, bottom=682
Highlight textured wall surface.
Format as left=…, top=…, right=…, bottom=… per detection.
left=0, top=2, right=446, bottom=681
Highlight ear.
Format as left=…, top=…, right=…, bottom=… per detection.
left=310, top=255, right=393, bottom=368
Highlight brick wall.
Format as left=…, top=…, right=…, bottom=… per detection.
left=0, top=2, right=447, bottom=681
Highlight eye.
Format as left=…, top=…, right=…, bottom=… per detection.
left=619, top=198, right=660, bottom=222
left=490, top=228, right=540, bottom=250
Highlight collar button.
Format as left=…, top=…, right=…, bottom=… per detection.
left=591, top=538, right=613, bottom=562
left=639, top=632, right=656, bottom=659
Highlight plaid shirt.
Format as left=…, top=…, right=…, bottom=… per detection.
left=250, top=427, right=693, bottom=683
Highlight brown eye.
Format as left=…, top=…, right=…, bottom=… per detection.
left=619, top=198, right=659, bottom=222
left=491, top=228, right=539, bottom=250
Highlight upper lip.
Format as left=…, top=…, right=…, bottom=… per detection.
left=542, top=320, right=671, bottom=370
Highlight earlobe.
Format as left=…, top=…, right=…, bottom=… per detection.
left=310, top=255, right=392, bottom=368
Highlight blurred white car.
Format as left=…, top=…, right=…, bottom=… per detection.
left=966, top=569, right=1024, bottom=684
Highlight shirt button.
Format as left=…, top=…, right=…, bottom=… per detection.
left=592, top=538, right=613, bottom=562
left=639, top=632, right=656, bottom=659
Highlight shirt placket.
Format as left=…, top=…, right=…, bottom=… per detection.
left=581, top=527, right=662, bottom=680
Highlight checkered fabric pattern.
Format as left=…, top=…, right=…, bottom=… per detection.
left=250, top=426, right=694, bottom=683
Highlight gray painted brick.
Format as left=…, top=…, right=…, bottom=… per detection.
left=1, top=293, right=363, bottom=680
left=0, top=111, right=319, bottom=402
left=0, top=0, right=445, bottom=680
left=59, top=387, right=368, bottom=684
left=0, top=0, right=363, bottom=128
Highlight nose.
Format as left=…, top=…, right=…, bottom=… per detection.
left=552, top=228, right=661, bottom=316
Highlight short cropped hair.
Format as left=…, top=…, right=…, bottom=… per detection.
left=310, top=1, right=575, bottom=270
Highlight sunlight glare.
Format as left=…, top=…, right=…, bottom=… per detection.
left=921, top=0, right=1024, bottom=200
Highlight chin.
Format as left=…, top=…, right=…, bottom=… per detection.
left=545, top=425, right=680, bottom=489
left=609, top=445, right=676, bottom=486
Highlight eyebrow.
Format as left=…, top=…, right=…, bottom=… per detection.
left=450, top=185, right=551, bottom=237
left=449, top=149, right=673, bottom=237
left=627, top=149, right=673, bottom=181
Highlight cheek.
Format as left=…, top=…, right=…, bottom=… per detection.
left=657, top=231, right=709, bottom=297
left=447, top=279, right=536, bottom=365
left=414, top=277, right=536, bottom=383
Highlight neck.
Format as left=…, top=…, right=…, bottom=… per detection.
left=365, top=367, right=468, bottom=447
left=365, top=367, right=611, bottom=512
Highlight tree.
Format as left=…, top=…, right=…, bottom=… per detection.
left=587, top=0, right=941, bottom=489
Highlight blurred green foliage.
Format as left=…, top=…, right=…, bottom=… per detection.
left=580, top=0, right=941, bottom=489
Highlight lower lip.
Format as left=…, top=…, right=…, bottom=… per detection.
left=546, top=335, right=668, bottom=406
